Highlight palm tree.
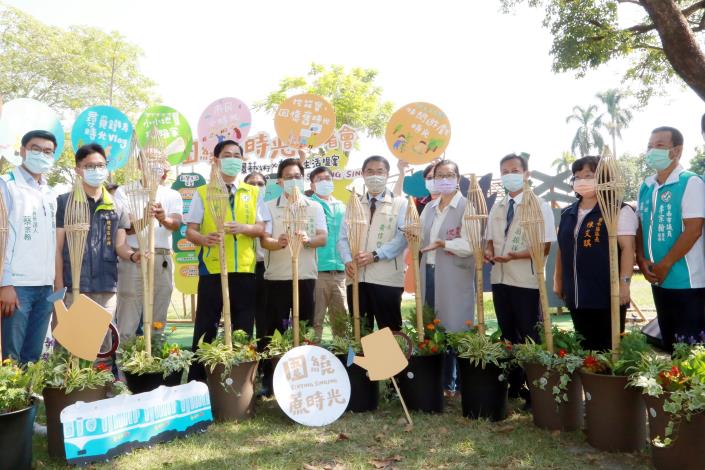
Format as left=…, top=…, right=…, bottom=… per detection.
left=566, top=105, right=605, bottom=157
left=551, top=151, right=576, bottom=174
left=596, top=89, right=633, bottom=158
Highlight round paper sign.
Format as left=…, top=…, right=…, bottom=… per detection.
left=274, top=93, right=336, bottom=149
left=135, top=105, right=193, bottom=165
left=0, top=98, right=65, bottom=165
left=385, top=102, right=451, bottom=165
left=71, top=105, right=133, bottom=171
left=273, top=345, right=351, bottom=427
left=197, top=97, right=252, bottom=160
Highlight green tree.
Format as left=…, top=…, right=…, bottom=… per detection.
left=255, top=63, right=394, bottom=138
left=566, top=105, right=605, bottom=157
left=596, top=88, right=633, bottom=157
left=500, top=0, right=705, bottom=104
left=619, top=152, right=651, bottom=201
left=688, top=146, right=705, bottom=175
left=551, top=151, right=576, bottom=173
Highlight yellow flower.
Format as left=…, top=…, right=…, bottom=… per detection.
left=171, top=326, right=177, bottom=333
left=153, top=321, right=165, bottom=330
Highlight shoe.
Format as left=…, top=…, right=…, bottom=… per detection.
left=256, top=388, right=273, bottom=399
left=33, top=422, right=47, bottom=436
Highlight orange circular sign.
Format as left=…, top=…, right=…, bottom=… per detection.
left=385, top=102, right=451, bottom=164
left=274, top=93, right=336, bottom=149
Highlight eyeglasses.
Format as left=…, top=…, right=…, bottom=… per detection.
left=28, top=145, right=55, bottom=157
left=434, top=173, right=457, bottom=180
left=363, top=169, right=387, bottom=176
left=83, top=163, right=107, bottom=171
left=282, top=175, right=303, bottom=181
left=249, top=182, right=266, bottom=187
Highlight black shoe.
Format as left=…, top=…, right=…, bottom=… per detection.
left=256, top=388, right=273, bottom=399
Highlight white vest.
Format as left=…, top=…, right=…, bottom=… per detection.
left=357, top=191, right=406, bottom=288
left=264, top=197, right=319, bottom=281
left=4, top=167, right=56, bottom=287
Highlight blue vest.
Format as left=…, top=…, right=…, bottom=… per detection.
left=309, top=194, right=345, bottom=272
left=638, top=171, right=696, bottom=289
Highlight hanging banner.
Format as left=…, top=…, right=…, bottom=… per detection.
left=71, top=105, right=133, bottom=171
left=197, top=97, right=252, bottom=160
left=385, top=102, right=451, bottom=165
left=136, top=105, right=193, bottom=166
left=0, top=98, right=65, bottom=165
left=171, top=172, right=207, bottom=295
left=274, top=93, right=336, bottom=149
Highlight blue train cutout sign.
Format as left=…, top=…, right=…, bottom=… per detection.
left=60, top=381, right=213, bottom=464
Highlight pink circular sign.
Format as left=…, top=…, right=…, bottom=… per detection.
left=197, top=97, right=252, bottom=160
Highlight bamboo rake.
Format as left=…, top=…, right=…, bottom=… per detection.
left=519, top=181, right=554, bottom=353
left=206, top=163, right=233, bottom=349
left=595, top=146, right=625, bottom=361
left=0, top=181, right=9, bottom=360
left=64, top=176, right=90, bottom=301
left=463, top=174, right=488, bottom=334
left=284, top=186, right=307, bottom=347
left=403, top=197, right=424, bottom=342
left=345, top=188, right=367, bottom=342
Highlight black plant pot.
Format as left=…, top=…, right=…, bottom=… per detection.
left=123, top=370, right=183, bottom=394
left=457, top=358, right=508, bottom=421
left=395, top=353, right=444, bottom=413
left=0, top=401, right=37, bottom=470
left=336, top=354, right=379, bottom=412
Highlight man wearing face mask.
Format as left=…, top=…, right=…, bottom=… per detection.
left=484, top=153, right=556, bottom=404
left=0, top=130, right=59, bottom=363
left=114, top=160, right=183, bottom=344
left=55, top=143, right=133, bottom=364
left=338, top=155, right=409, bottom=332
left=308, top=166, right=347, bottom=341
left=636, top=126, right=705, bottom=352
left=185, top=140, right=268, bottom=382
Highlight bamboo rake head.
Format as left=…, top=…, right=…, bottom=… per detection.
left=65, top=175, right=91, bottom=291
left=595, top=146, right=625, bottom=232
left=284, top=186, right=307, bottom=259
left=345, top=188, right=367, bottom=256
left=143, top=127, right=167, bottom=200
left=206, top=163, right=229, bottom=233
left=463, top=174, right=488, bottom=253
left=519, top=181, right=546, bottom=266
left=403, top=196, right=422, bottom=251
left=123, top=134, right=150, bottom=249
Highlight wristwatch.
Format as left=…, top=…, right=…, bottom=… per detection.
left=620, top=276, right=631, bottom=284
left=372, top=251, right=380, bottom=263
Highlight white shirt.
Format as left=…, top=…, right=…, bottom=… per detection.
left=425, top=191, right=471, bottom=264
left=573, top=204, right=639, bottom=237
left=261, top=198, right=327, bottom=234
left=183, top=182, right=268, bottom=226
left=485, top=191, right=557, bottom=243
left=114, top=184, right=184, bottom=250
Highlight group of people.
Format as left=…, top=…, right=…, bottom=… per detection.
left=2, top=118, right=705, bottom=405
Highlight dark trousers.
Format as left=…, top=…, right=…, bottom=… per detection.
left=187, top=272, right=256, bottom=382
left=570, top=305, right=627, bottom=352
left=253, top=262, right=267, bottom=349
left=346, top=282, right=403, bottom=332
left=492, top=283, right=542, bottom=396
left=652, top=286, right=705, bottom=352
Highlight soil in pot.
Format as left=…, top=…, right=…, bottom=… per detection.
left=43, top=386, right=108, bottom=461
left=206, top=361, right=258, bottom=422
left=581, top=371, right=646, bottom=452
left=0, top=402, right=37, bottom=470
left=457, top=358, right=508, bottom=421
left=123, top=370, right=183, bottom=394
left=335, top=354, right=379, bottom=412
left=395, top=353, right=444, bottom=413
left=524, top=362, right=583, bottom=431
left=644, top=394, right=705, bottom=470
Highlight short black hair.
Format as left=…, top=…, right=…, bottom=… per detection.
left=433, top=160, right=460, bottom=178
left=309, top=166, right=333, bottom=182
left=571, top=156, right=600, bottom=175
left=362, top=155, right=390, bottom=172
left=499, top=153, right=528, bottom=171
left=277, top=158, right=304, bottom=179
left=422, top=163, right=436, bottom=178
left=651, top=126, right=684, bottom=147
left=75, top=143, right=106, bottom=165
left=105, top=183, right=119, bottom=193
left=21, top=130, right=57, bottom=149
left=244, top=171, right=267, bottom=184
left=213, top=140, right=243, bottom=158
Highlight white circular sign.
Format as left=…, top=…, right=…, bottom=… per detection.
left=273, top=345, right=351, bottom=427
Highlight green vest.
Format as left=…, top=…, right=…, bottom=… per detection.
left=197, top=183, right=258, bottom=274
left=309, top=194, right=345, bottom=271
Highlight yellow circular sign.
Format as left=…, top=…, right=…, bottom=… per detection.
left=385, top=102, right=451, bottom=164
left=274, top=93, right=336, bottom=149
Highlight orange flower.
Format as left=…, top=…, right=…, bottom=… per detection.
left=558, top=349, right=567, bottom=358
left=419, top=342, right=426, bottom=349
left=153, top=321, right=165, bottom=330
left=170, top=325, right=177, bottom=333
left=94, top=362, right=109, bottom=372
left=433, top=319, right=441, bottom=325
left=464, top=320, right=473, bottom=327
left=426, top=323, right=435, bottom=331
left=431, top=346, right=438, bottom=353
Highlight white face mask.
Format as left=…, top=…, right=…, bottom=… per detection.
left=364, top=175, right=387, bottom=194
left=314, top=179, right=334, bottom=197
left=24, top=150, right=54, bottom=175
left=83, top=167, right=109, bottom=188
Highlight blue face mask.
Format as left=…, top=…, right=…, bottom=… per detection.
left=425, top=179, right=436, bottom=194
left=84, top=167, right=109, bottom=188
left=220, top=157, right=243, bottom=177
left=283, top=178, right=305, bottom=195
left=501, top=173, right=524, bottom=192
left=314, top=179, right=334, bottom=197
left=645, top=148, right=672, bottom=171
left=24, top=150, right=54, bottom=175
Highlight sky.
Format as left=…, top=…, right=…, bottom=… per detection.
left=5, top=0, right=705, bottom=178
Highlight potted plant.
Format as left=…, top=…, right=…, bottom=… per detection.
left=629, top=343, right=705, bottom=470
left=0, top=359, right=41, bottom=470
left=579, top=330, right=650, bottom=452
left=36, top=349, right=125, bottom=461
left=449, top=325, right=513, bottom=421
left=118, top=325, right=193, bottom=394
left=196, top=329, right=259, bottom=422
left=514, top=327, right=584, bottom=431
left=394, top=308, right=447, bottom=413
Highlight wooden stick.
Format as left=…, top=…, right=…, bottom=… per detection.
left=463, top=174, right=488, bottom=334
left=391, top=376, right=413, bottom=426
left=595, top=146, right=626, bottom=361
left=345, top=188, right=367, bottom=342
left=284, top=186, right=307, bottom=347
left=0, top=181, right=9, bottom=359
left=519, top=181, right=553, bottom=353
left=403, top=197, right=424, bottom=341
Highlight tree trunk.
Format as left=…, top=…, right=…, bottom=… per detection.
left=642, top=0, right=705, bottom=102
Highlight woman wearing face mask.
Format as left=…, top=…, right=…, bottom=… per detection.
left=419, top=160, right=474, bottom=396
left=554, top=156, right=638, bottom=351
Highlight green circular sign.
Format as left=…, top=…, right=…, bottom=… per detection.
left=135, top=105, right=193, bottom=165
